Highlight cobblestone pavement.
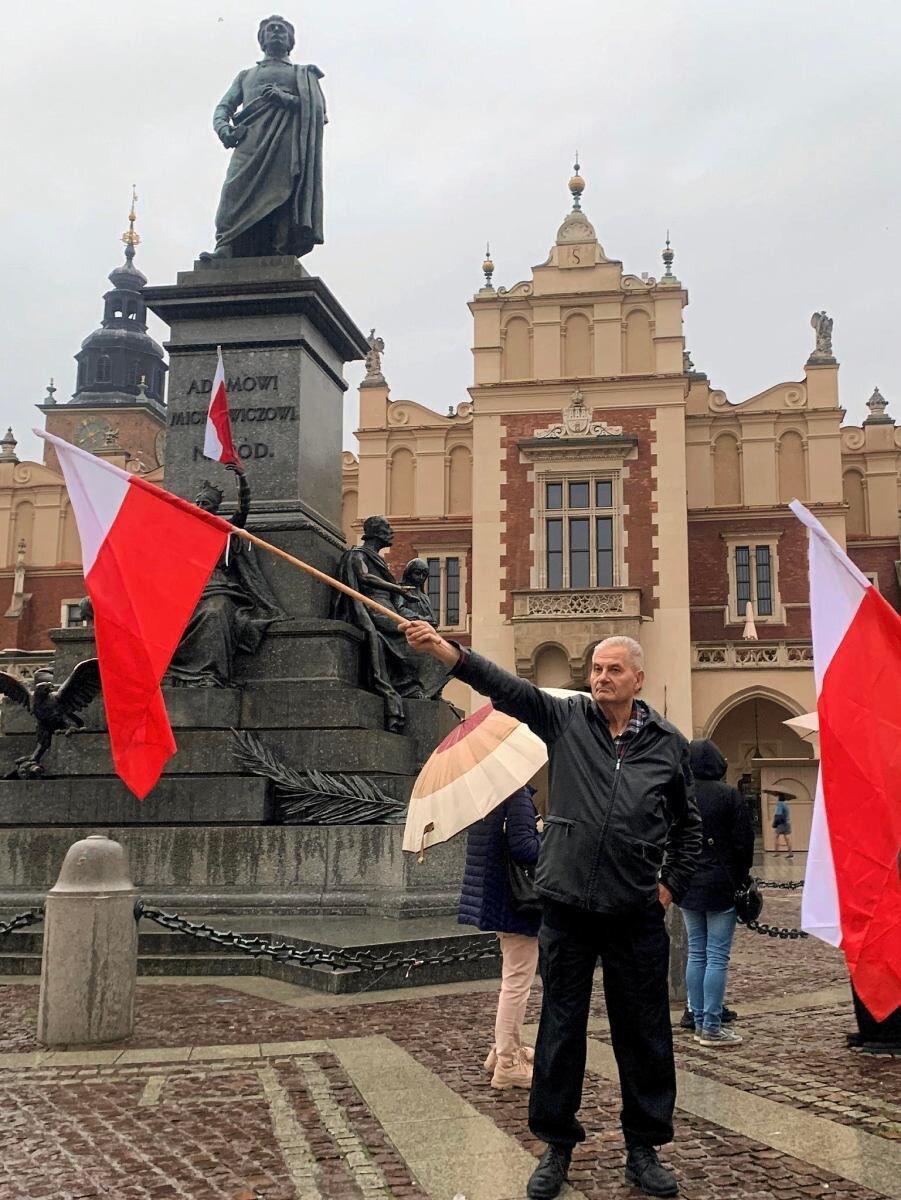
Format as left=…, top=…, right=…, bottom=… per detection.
left=1, top=869, right=899, bottom=1200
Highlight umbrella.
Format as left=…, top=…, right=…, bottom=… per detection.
left=403, top=688, right=573, bottom=859
left=742, top=601, right=759, bottom=640
left=761, top=787, right=798, bottom=800
left=783, top=711, right=819, bottom=741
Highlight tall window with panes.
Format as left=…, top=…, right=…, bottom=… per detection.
left=425, top=556, right=462, bottom=629
left=734, top=545, right=773, bottom=617
left=544, top=478, right=616, bottom=589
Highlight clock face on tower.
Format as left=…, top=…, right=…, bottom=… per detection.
left=74, top=417, right=111, bottom=451
left=154, top=429, right=166, bottom=467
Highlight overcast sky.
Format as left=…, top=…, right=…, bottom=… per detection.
left=4, top=0, right=900, bottom=464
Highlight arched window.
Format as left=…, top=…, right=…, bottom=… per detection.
left=127, top=301, right=139, bottom=321
left=534, top=645, right=571, bottom=688
left=341, top=489, right=358, bottom=545
left=713, top=434, right=742, bottom=505
left=563, top=313, right=591, bottom=377
left=778, top=431, right=807, bottom=502
left=95, top=355, right=112, bottom=383
left=624, top=310, right=653, bottom=374
left=843, top=470, right=867, bottom=535
left=389, top=448, right=416, bottom=516
left=127, top=362, right=140, bottom=387
left=502, top=317, right=531, bottom=380
left=447, top=445, right=472, bottom=514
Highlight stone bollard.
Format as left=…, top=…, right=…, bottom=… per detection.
left=37, top=835, right=138, bottom=1047
left=666, top=905, right=688, bottom=1005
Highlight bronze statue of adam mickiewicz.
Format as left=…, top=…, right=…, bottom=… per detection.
left=204, top=15, right=326, bottom=259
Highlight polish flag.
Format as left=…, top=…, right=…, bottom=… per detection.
left=203, top=347, right=241, bottom=469
left=791, top=500, right=901, bottom=1020
left=37, top=429, right=232, bottom=800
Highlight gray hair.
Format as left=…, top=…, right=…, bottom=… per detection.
left=592, top=636, right=644, bottom=671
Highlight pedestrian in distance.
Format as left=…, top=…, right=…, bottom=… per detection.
left=679, top=739, right=755, bottom=1047
left=457, top=784, right=542, bottom=1090
left=769, top=790, right=794, bottom=857
left=401, top=621, right=702, bottom=1200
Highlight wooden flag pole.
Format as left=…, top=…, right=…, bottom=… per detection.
left=231, top=526, right=406, bottom=626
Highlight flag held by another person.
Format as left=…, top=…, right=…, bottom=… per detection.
left=203, top=347, right=242, bottom=470
left=791, top=499, right=901, bottom=1021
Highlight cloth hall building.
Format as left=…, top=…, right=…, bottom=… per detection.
left=341, top=171, right=901, bottom=850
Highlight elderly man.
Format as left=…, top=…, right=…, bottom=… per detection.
left=402, top=624, right=701, bottom=1199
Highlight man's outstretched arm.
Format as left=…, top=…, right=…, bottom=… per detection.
left=402, top=621, right=571, bottom=744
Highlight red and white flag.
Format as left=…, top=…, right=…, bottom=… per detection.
left=203, top=347, right=241, bottom=469
left=791, top=500, right=901, bottom=1020
left=37, top=429, right=232, bottom=800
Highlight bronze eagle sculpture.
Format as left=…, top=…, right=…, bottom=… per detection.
left=0, top=659, right=102, bottom=779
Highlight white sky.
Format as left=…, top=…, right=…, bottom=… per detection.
left=3, top=0, right=900, bottom=463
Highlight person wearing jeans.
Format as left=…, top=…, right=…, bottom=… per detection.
left=679, top=739, right=754, bottom=1048
left=682, top=907, right=738, bottom=1039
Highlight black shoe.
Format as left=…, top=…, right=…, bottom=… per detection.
left=625, top=1146, right=679, bottom=1197
left=721, top=1006, right=738, bottom=1024
left=678, top=1007, right=695, bottom=1031
left=527, top=1145, right=572, bottom=1199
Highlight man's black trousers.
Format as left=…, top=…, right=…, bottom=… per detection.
left=528, top=901, right=676, bottom=1149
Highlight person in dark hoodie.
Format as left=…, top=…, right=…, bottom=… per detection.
left=458, top=784, right=543, bottom=1089
left=679, top=739, right=754, bottom=1048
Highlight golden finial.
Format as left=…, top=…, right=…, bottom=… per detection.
left=662, top=229, right=675, bottom=278
left=568, top=153, right=586, bottom=211
left=121, top=184, right=141, bottom=250
left=482, top=242, right=495, bottom=288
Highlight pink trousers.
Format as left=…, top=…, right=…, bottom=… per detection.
left=495, top=932, right=540, bottom=1061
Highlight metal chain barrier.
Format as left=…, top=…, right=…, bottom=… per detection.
left=0, top=908, right=43, bottom=940
left=743, top=918, right=808, bottom=939
left=136, top=901, right=501, bottom=976
left=754, top=878, right=805, bottom=890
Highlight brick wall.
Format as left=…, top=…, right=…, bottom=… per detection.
left=0, top=570, right=85, bottom=650
left=384, top=521, right=473, bottom=644
left=688, top=515, right=811, bottom=640
left=847, top=541, right=901, bottom=611
left=499, top=409, right=658, bottom=619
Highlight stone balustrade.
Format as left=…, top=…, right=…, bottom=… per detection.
left=692, top=641, right=814, bottom=669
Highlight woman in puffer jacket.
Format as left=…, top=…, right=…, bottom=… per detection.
left=458, top=784, right=542, bottom=1089
left=680, top=739, right=755, bottom=1048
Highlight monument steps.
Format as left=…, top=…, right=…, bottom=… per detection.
left=0, top=726, right=420, bottom=778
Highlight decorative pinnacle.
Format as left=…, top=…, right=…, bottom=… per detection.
left=0, top=427, right=18, bottom=463
left=569, top=153, right=585, bottom=211
left=44, top=377, right=57, bottom=405
left=137, top=375, right=149, bottom=401
left=482, top=242, right=495, bottom=288
left=121, top=184, right=141, bottom=261
left=865, top=385, right=891, bottom=423
left=662, top=230, right=675, bottom=278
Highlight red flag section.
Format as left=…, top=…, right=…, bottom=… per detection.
left=204, top=347, right=241, bottom=469
left=791, top=500, right=901, bottom=1021
left=37, top=429, right=232, bottom=799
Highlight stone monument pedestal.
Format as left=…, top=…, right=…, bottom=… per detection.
left=0, top=258, right=464, bottom=954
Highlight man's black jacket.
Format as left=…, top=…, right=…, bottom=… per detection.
left=452, top=649, right=702, bottom=914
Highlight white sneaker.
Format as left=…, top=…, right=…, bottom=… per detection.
left=698, top=1026, right=743, bottom=1047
